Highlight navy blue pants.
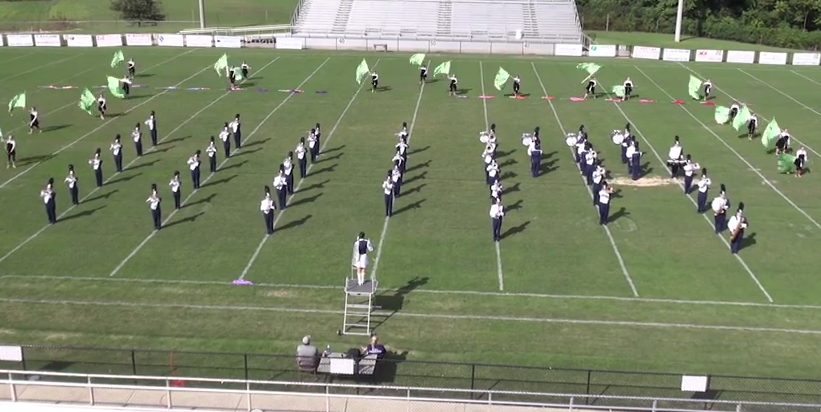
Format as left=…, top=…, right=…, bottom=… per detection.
left=683, top=175, right=694, bottom=194
left=298, top=157, right=307, bottom=178
left=233, top=130, right=242, bottom=149
left=592, top=183, right=601, bottom=205
left=150, top=129, right=158, bottom=146
left=309, top=145, right=317, bottom=163
left=584, top=163, right=594, bottom=185
left=401, top=154, right=408, bottom=173
left=385, top=193, right=393, bottom=217
left=223, top=140, right=231, bottom=157
left=491, top=217, right=502, bottom=241
left=191, top=168, right=200, bottom=189
left=276, top=188, right=287, bottom=210
left=286, top=173, right=294, bottom=194
left=621, top=145, right=628, bottom=163
left=730, top=229, right=744, bottom=254
left=530, top=153, right=541, bottom=177
left=114, top=153, right=123, bottom=172
left=263, top=211, right=274, bottom=234
left=135, top=141, right=143, bottom=157
left=697, top=191, right=708, bottom=213
left=598, top=202, right=610, bottom=225
left=69, top=185, right=79, bottom=205
left=172, top=190, right=181, bottom=209
left=94, top=168, right=103, bottom=187
left=209, top=155, right=217, bottom=172
left=393, top=178, right=402, bottom=197
left=45, top=200, right=57, bottom=224
left=151, top=207, right=162, bottom=230
left=631, top=154, right=641, bottom=180
left=714, top=213, right=726, bottom=233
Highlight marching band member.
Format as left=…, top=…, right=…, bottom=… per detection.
left=169, top=171, right=181, bottom=210
left=307, top=128, right=318, bottom=163
left=490, top=180, right=503, bottom=202
left=667, top=136, right=684, bottom=178
left=482, top=144, right=494, bottom=181
left=120, top=76, right=132, bottom=97
left=578, top=124, right=588, bottom=141
left=397, top=121, right=409, bottom=139
left=488, top=123, right=497, bottom=140
left=230, top=114, right=242, bottom=150
left=795, top=146, right=808, bottom=177
left=314, top=123, right=322, bottom=158
left=391, top=161, right=403, bottom=197
left=110, top=134, right=123, bottom=172
left=29, top=107, right=40, bottom=134
left=528, top=138, right=542, bottom=178
left=512, top=74, right=521, bottom=96
left=702, top=79, right=713, bottom=100
left=696, top=168, right=711, bottom=213
left=187, top=150, right=201, bottom=189
left=283, top=152, right=295, bottom=194
left=623, top=77, right=634, bottom=101
left=682, top=154, right=698, bottom=194
left=747, top=112, right=758, bottom=140
left=729, top=101, right=740, bottom=121
left=240, top=61, right=250, bottom=79
left=486, top=159, right=500, bottom=186
left=630, top=141, right=642, bottom=181
left=591, top=161, right=605, bottom=205
left=352, top=232, right=374, bottom=285
left=296, top=137, right=307, bottom=178
left=598, top=181, right=614, bottom=225
left=64, top=164, right=79, bottom=205
left=489, top=198, right=505, bottom=242
left=4, top=134, right=16, bottom=169
left=396, top=135, right=408, bottom=173
left=274, top=167, right=288, bottom=210
left=132, top=123, right=143, bottom=157
left=625, top=139, right=637, bottom=175
left=621, top=124, right=632, bottom=164
left=533, top=126, right=541, bottom=142
left=583, top=143, right=596, bottom=184
left=219, top=122, right=231, bottom=157
left=88, top=148, right=103, bottom=187
left=382, top=170, right=394, bottom=217
left=419, top=64, right=428, bottom=84
left=728, top=202, right=748, bottom=254
left=127, top=58, right=136, bottom=78
left=371, top=71, right=379, bottom=93
left=146, top=184, right=162, bottom=231
left=574, top=132, right=587, bottom=164
left=584, top=77, right=597, bottom=100
left=145, top=111, right=158, bottom=146
left=260, top=186, right=276, bottom=235
left=775, top=128, right=791, bottom=154
left=448, top=73, right=458, bottom=96
left=206, top=136, right=218, bottom=172
left=97, top=94, right=107, bottom=119
left=41, top=178, right=57, bottom=224
left=391, top=149, right=404, bottom=174
left=711, top=184, right=729, bottom=233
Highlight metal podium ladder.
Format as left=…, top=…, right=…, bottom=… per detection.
left=340, top=275, right=379, bottom=336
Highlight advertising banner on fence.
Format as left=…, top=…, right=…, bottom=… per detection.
left=7, top=34, right=33, bottom=47
left=662, top=48, right=690, bottom=62
left=126, top=33, right=152, bottom=46
left=726, top=50, right=755, bottom=64
left=632, top=46, right=661, bottom=59
left=34, top=34, right=60, bottom=47
left=95, top=34, right=122, bottom=47
left=758, top=51, right=788, bottom=65
left=555, top=44, right=583, bottom=57
left=276, top=37, right=304, bottom=50
left=157, top=34, right=184, bottom=47
left=695, top=49, right=723, bottom=62
left=65, top=34, right=93, bottom=47
left=588, top=44, right=616, bottom=57
left=214, top=36, right=242, bottom=48
left=792, top=52, right=821, bottom=66
left=185, top=35, right=213, bottom=48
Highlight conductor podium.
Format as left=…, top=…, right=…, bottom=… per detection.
left=340, top=276, right=379, bottom=336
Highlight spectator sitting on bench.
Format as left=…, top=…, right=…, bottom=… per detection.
left=296, top=335, right=320, bottom=371
left=362, top=335, right=387, bottom=359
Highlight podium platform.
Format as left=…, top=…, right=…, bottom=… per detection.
left=340, top=278, right=379, bottom=336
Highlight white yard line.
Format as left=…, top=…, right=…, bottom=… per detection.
left=0, top=57, right=268, bottom=267
left=0, top=50, right=202, bottom=189
left=239, top=59, right=381, bottom=281
left=1, top=52, right=36, bottom=65
left=108, top=57, right=331, bottom=278
left=530, top=63, right=638, bottom=297
left=622, top=67, right=774, bottom=302
left=478, top=62, right=505, bottom=292
left=790, top=70, right=821, bottom=88
left=4, top=296, right=821, bottom=335
left=0, top=54, right=83, bottom=83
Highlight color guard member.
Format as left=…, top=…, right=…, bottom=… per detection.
left=711, top=185, right=729, bottom=233
left=64, top=164, right=79, bottom=205
left=88, top=148, right=103, bottom=187
left=489, top=198, right=505, bottom=242
left=240, top=61, right=250, bottom=79
left=146, top=184, right=162, bottom=230
left=382, top=170, right=394, bottom=217
left=283, top=152, right=295, bottom=194
left=598, top=181, right=614, bottom=225
left=591, top=161, right=605, bottom=205
left=295, top=137, right=307, bottom=178
left=702, top=79, right=713, bottom=100
left=391, top=161, right=403, bottom=197
left=352, top=232, right=374, bottom=285
left=623, top=77, right=634, bottom=101
left=145, top=111, right=157, bottom=146
left=132, top=123, right=143, bottom=156
left=795, top=146, right=808, bottom=177
left=187, top=150, right=201, bottom=189
left=97, top=94, right=107, bottom=119
left=41, top=178, right=57, bottom=224
left=371, top=71, right=379, bottom=93
left=127, top=58, right=136, bottom=78
left=448, top=73, right=458, bottom=96
left=4, top=134, right=16, bottom=168
left=775, top=129, right=791, bottom=154
left=206, top=136, right=218, bottom=172
left=512, top=74, right=521, bottom=96
left=584, top=77, right=597, bottom=100
left=696, top=168, right=711, bottom=213
left=728, top=202, right=748, bottom=254
left=419, top=64, right=428, bottom=84
left=120, top=77, right=132, bottom=97
left=169, top=171, right=181, bottom=210
left=29, top=107, right=40, bottom=134
left=260, top=186, right=276, bottom=235
left=729, top=102, right=740, bottom=121
left=747, top=112, right=758, bottom=140
left=228, top=66, right=237, bottom=88
left=274, top=167, right=288, bottom=209
left=110, top=134, right=123, bottom=172
left=219, top=123, right=231, bottom=157
left=230, top=114, right=242, bottom=149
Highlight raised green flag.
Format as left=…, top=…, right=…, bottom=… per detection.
left=778, top=153, right=797, bottom=173
left=688, top=75, right=702, bottom=100
left=214, top=53, right=228, bottom=77
left=409, top=53, right=426, bottom=66
left=714, top=106, right=730, bottom=124
left=576, top=63, right=600, bottom=75
left=78, top=88, right=96, bottom=115
left=8, top=92, right=25, bottom=113
left=732, top=106, right=751, bottom=131
left=762, top=119, right=780, bottom=149
left=612, top=85, right=625, bottom=98
left=111, top=50, right=124, bottom=68
left=107, top=76, right=126, bottom=99
left=355, top=59, right=370, bottom=84
left=433, top=61, right=451, bottom=77
left=494, top=67, right=510, bottom=91
left=234, top=66, right=245, bottom=82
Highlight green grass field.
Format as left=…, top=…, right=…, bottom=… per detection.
left=2, top=47, right=821, bottom=398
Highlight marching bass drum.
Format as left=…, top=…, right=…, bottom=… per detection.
left=479, top=132, right=489, bottom=144
left=565, top=133, right=577, bottom=147
left=611, top=131, right=624, bottom=145
left=521, top=133, right=533, bottom=147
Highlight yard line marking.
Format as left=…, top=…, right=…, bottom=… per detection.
left=0, top=54, right=83, bottom=83
left=11, top=273, right=821, bottom=311
left=3, top=50, right=197, bottom=136
left=478, top=62, right=505, bottom=292
left=790, top=70, right=821, bottom=88
left=109, top=57, right=331, bottom=278
left=0, top=56, right=257, bottom=267
left=0, top=49, right=202, bottom=189
left=240, top=59, right=380, bottom=281
left=680, top=64, right=821, bottom=159
left=368, top=62, right=425, bottom=284
left=1, top=52, right=36, bottom=65
left=624, top=67, right=774, bottom=302
left=5, top=296, right=821, bottom=335
left=530, top=62, right=638, bottom=297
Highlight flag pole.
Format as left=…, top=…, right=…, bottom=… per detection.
left=580, top=73, right=594, bottom=84
left=674, top=0, right=685, bottom=42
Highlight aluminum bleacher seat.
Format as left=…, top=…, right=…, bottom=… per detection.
left=294, top=0, right=343, bottom=33
left=345, top=0, right=440, bottom=37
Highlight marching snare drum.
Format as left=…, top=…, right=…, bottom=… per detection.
left=565, top=133, right=577, bottom=147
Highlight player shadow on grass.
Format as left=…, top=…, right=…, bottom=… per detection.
left=61, top=205, right=106, bottom=223
left=501, top=220, right=530, bottom=239
left=503, top=93, right=531, bottom=98
left=606, top=206, right=629, bottom=224
left=85, top=189, right=119, bottom=204
left=738, top=132, right=760, bottom=139
left=740, top=232, right=757, bottom=251
left=496, top=149, right=515, bottom=158
left=373, top=276, right=429, bottom=317
left=108, top=173, right=141, bottom=185
left=539, top=158, right=559, bottom=174
left=221, top=160, right=247, bottom=171
left=410, top=145, right=429, bottom=155
left=375, top=86, right=392, bottom=92
left=278, top=214, right=312, bottom=231
left=135, top=73, right=154, bottom=78
left=125, top=94, right=155, bottom=101
left=290, top=193, right=323, bottom=208
left=41, top=124, right=71, bottom=132
left=402, top=183, right=425, bottom=196
left=406, top=160, right=430, bottom=172
left=164, top=211, right=206, bottom=229
left=455, top=88, right=470, bottom=95
left=393, top=199, right=425, bottom=215
left=19, top=154, right=53, bottom=165
left=203, top=174, right=237, bottom=188
left=639, top=163, right=653, bottom=178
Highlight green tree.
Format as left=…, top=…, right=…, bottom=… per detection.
left=111, top=0, right=166, bottom=24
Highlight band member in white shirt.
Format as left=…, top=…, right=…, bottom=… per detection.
left=41, top=178, right=57, bottom=224
left=390, top=149, right=404, bottom=174
left=623, top=77, right=634, bottom=101
left=584, top=78, right=597, bottom=100
left=775, top=129, right=791, bottom=155
left=230, top=114, right=242, bottom=149
left=512, top=75, right=521, bottom=96
left=396, top=134, right=408, bottom=173
left=283, top=152, right=295, bottom=194
left=490, top=180, right=503, bottom=203
left=64, top=164, right=79, bottom=205
left=667, top=136, right=684, bottom=177
left=391, top=162, right=403, bottom=197
left=528, top=139, right=542, bottom=178
left=448, top=74, right=458, bottom=96
left=240, top=61, right=250, bottom=79
left=728, top=203, right=748, bottom=254
left=4, top=134, right=17, bottom=169
left=620, top=124, right=632, bottom=164
left=29, top=107, right=40, bottom=134
left=260, top=186, right=276, bottom=235
left=371, top=72, right=379, bottom=93
left=146, top=184, right=162, bottom=230
left=486, top=159, right=500, bottom=186
left=696, top=168, right=711, bottom=213
left=132, top=123, right=143, bottom=156
left=352, top=232, right=374, bottom=285
left=145, top=111, right=157, bottom=146
left=110, top=134, right=123, bottom=172
left=169, top=171, right=182, bottom=210
left=127, top=59, right=136, bottom=78
left=682, top=154, right=698, bottom=194
left=598, top=181, right=614, bottom=225
left=794, top=146, right=808, bottom=177
left=219, top=123, right=231, bottom=158
left=419, top=65, right=428, bottom=84
left=591, top=161, right=605, bottom=205
left=307, top=128, right=318, bottom=164
left=187, top=150, right=201, bottom=189
left=711, top=185, right=729, bottom=233
left=489, top=198, right=505, bottom=242
left=88, top=148, right=103, bottom=187
left=382, top=171, right=394, bottom=217
left=273, top=167, right=288, bottom=210
left=747, top=113, right=758, bottom=140
left=583, top=143, right=596, bottom=184
left=702, top=79, right=713, bottom=100
left=313, top=122, right=322, bottom=159
left=295, top=138, right=307, bottom=178
left=206, top=136, right=218, bottom=172
left=97, top=94, right=107, bottom=119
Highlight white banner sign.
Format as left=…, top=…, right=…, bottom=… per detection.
left=276, top=37, right=304, bottom=50
left=95, top=34, right=123, bottom=47
left=726, top=50, right=755, bottom=64
left=758, top=51, right=788, bottom=65
left=126, top=33, right=152, bottom=46
left=7, top=34, right=33, bottom=47
left=588, top=44, right=616, bottom=57
left=185, top=35, right=213, bottom=47
left=695, top=49, right=723, bottom=62
left=662, top=48, right=690, bottom=62
left=792, top=52, right=821, bottom=66
left=157, top=34, right=184, bottom=47
left=214, top=35, right=242, bottom=48
left=632, top=46, right=661, bottom=60
left=555, top=44, right=583, bottom=57
left=65, top=34, right=93, bottom=47
left=34, top=34, right=60, bottom=47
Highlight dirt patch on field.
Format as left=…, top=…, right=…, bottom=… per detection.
left=265, top=289, right=293, bottom=298
left=610, top=176, right=678, bottom=187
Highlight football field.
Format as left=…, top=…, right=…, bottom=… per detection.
left=2, top=47, right=821, bottom=383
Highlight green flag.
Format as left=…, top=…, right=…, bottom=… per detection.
left=355, top=59, right=370, bottom=84
left=111, top=50, right=124, bottom=68
left=778, top=153, right=797, bottom=173
left=494, top=67, right=510, bottom=91
left=107, top=76, right=126, bottom=99
left=688, top=75, right=702, bottom=100
left=762, top=119, right=780, bottom=149
left=611, top=85, right=625, bottom=98
left=714, top=106, right=730, bottom=124
left=78, top=88, right=96, bottom=115
left=409, top=53, right=425, bottom=66
left=433, top=61, right=451, bottom=77
left=234, top=67, right=244, bottom=82
left=576, top=63, right=601, bottom=75
left=732, top=106, right=751, bottom=131
left=214, top=53, right=228, bottom=76
left=8, top=92, right=25, bottom=113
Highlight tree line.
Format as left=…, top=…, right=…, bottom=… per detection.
left=577, top=0, right=821, bottom=50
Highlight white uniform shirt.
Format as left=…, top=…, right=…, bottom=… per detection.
left=697, top=177, right=711, bottom=193
left=797, top=148, right=808, bottom=160
left=145, top=115, right=155, bottom=131
left=396, top=142, right=407, bottom=155
left=684, top=162, right=695, bottom=177
left=585, top=151, right=595, bottom=165
left=110, top=141, right=122, bottom=156
left=668, top=145, right=682, bottom=161
left=40, top=189, right=52, bottom=204
left=704, top=81, right=712, bottom=89
left=391, top=168, right=401, bottom=183
left=230, top=119, right=239, bottom=133
left=187, top=156, right=199, bottom=170
left=449, top=76, right=458, bottom=84
left=489, top=204, right=504, bottom=218
left=30, top=110, right=38, bottom=121
left=98, top=97, right=106, bottom=107
left=296, top=144, right=306, bottom=160
left=206, top=143, right=217, bottom=157
left=598, top=189, right=610, bottom=204
left=626, top=145, right=637, bottom=158
left=592, top=167, right=604, bottom=184
left=711, top=196, right=727, bottom=214
left=260, top=197, right=274, bottom=213
left=308, top=133, right=317, bottom=149
left=576, top=141, right=586, bottom=156
left=273, top=175, right=287, bottom=190
left=391, top=153, right=403, bottom=167
left=89, top=156, right=101, bottom=170
left=128, top=60, right=135, bottom=69
left=487, top=162, right=498, bottom=178
left=219, top=129, right=230, bottom=142
left=64, top=173, right=77, bottom=189
left=283, top=159, right=293, bottom=175
left=372, top=73, right=379, bottom=81
left=382, top=179, right=394, bottom=195
left=527, top=142, right=536, bottom=156
left=624, top=80, right=633, bottom=88
left=748, top=114, right=757, bottom=125
left=169, top=178, right=180, bottom=193
left=490, top=182, right=502, bottom=198
left=780, top=132, right=791, bottom=146
left=146, top=195, right=160, bottom=210
left=132, top=128, right=141, bottom=142
left=728, top=214, right=746, bottom=232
